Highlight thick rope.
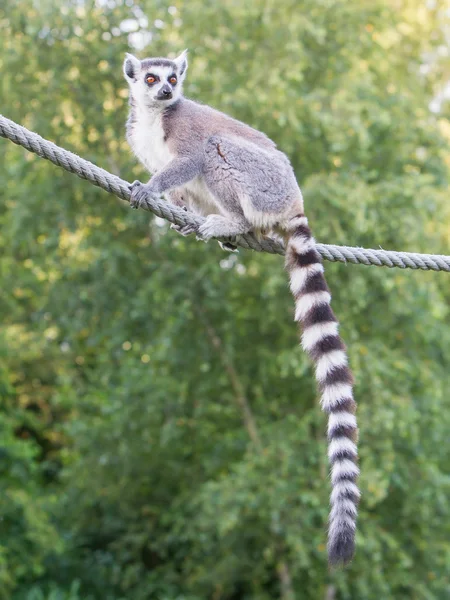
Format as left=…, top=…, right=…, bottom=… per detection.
left=1, top=113, right=449, bottom=272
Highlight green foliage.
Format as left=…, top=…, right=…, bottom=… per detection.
left=1, top=0, right=449, bottom=598
left=17, top=581, right=93, bottom=600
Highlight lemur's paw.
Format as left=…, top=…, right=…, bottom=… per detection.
left=170, top=222, right=197, bottom=237
left=197, top=215, right=233, bottom=241
left=129, top=180, right=143, bottom=209
left=129, top=181, right=159, bottom=209
left=218, top=241, right=239, bottom=253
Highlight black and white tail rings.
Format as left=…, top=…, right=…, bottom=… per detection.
left=285, top=215, right=359, bottom=566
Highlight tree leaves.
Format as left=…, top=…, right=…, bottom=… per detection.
left=0, top=1, right=449, bottom=598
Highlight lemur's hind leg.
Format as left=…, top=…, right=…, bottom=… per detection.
left=167, top=190, right=239, bottom=250
left=197, top=214, right=251, bottom=241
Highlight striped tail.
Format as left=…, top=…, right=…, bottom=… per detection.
left=285, top=215, right=360, bottom=566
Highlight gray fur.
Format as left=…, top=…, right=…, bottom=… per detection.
left=203, top=135, right=298, bottom=214
left=141, top=58, right=176, bottom=70
left=123, top=51, right=303, bottom=233
left=161, top=98, right=276, bottom=154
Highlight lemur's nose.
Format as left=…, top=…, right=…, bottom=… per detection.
left=161, top=85, right=172, bottom=97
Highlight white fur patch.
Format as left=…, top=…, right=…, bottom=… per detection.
left=328, top=515, right=357, bottom=531
left=289, top=215, right=308, bottom=228
left=182, top=177, right=221, bottom=216
left=289, top=236, right=316, bottom=255
left=129, top=107, right=174, bottom=174
left=294, top=291, right=331, bottom=322
left=289, top=263, right=324, bottom=296
left=330, top=499, right=358, bottom=518
left=328, top=437, right=358, bottom=461
left=321, top=383, right=353, bottom=411
left=327, top=411, right=357, bottom=436
left=301, top=321, right=339, bottom=352
left=331, top=459, right=360, bottom=485
left=330, top=481, right=361, bottom=504
left=315, top=350, right=348, bottom=382
left=289, top=215, right=308, bottom=227
left=240, top=194, right=282, bottom=230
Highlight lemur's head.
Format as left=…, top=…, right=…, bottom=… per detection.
left=123, top=50, right=188, bottom=107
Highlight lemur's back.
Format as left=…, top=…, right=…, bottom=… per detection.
left=162, top=98, right=277, bottom=154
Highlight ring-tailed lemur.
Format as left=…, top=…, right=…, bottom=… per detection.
left=123, top=50, right=359, bottom=566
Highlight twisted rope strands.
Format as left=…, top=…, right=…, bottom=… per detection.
left=317, top=244, right=450, bottom=272
left=1, top=114, right=449, bottom=272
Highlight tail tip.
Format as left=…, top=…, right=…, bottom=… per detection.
left=328, top=535, right=355, bottom=567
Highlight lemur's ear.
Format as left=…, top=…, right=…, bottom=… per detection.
left=174, top=49, right=188, bottom=80
left=123, top=53, right=141, bottom=82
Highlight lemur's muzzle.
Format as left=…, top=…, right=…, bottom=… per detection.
left=157, top=84, right=173, bottom=100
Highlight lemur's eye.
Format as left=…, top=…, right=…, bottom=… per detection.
left=169, top=76, right=177, bottom=85
left=146, top=75, right=156, bottom=84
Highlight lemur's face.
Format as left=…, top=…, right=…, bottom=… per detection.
left=123, top=51, right=187, bottom=107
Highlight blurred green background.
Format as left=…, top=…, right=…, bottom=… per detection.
left=1, top=1, right=450, bottom=598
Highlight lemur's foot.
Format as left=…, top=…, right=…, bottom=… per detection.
left=218, top=241, right=239, bottom=253
left=197, top=214, right=249, bottom=241
left=170, top=205, right=197, bottom=237
left=170, top=222, right=197, bottom=237
left=129, top=181, right=159, bottom=209
left=129, top=180, right=143, bottom=209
